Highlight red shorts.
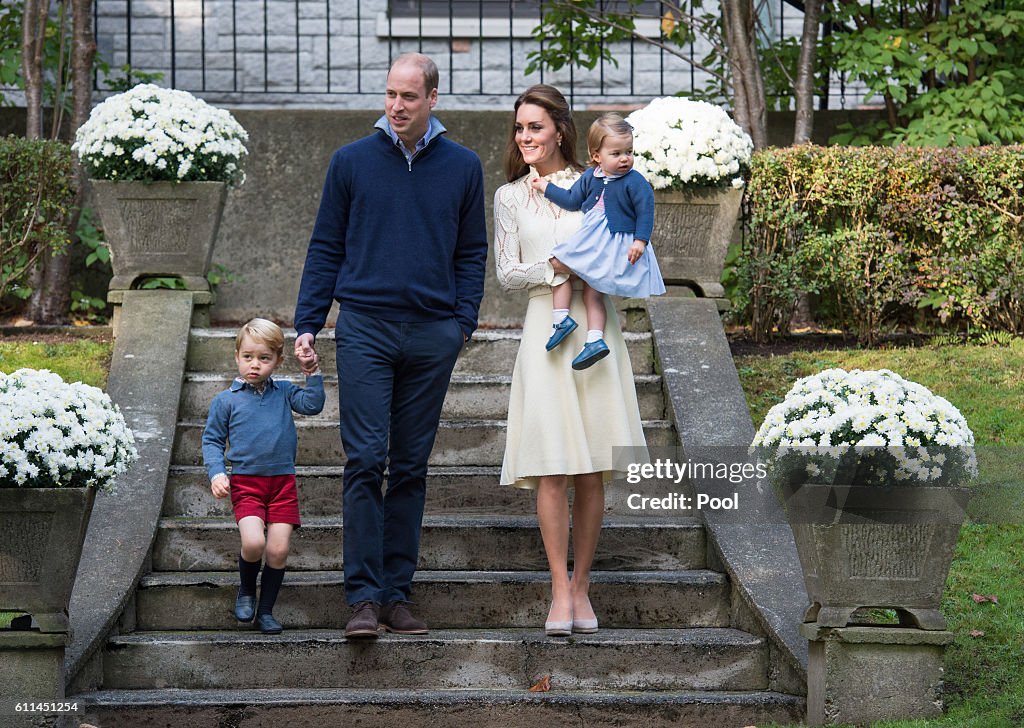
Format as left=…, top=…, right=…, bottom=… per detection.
left=229, top=474, right=301, bottom=527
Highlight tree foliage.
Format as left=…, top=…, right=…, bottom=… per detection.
left=829, top=0, right=1024, bottom=146
left=0, top=135, right=74, bottom=301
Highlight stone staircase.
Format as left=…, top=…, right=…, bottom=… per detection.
left=78, top=324, right=803, bottom=726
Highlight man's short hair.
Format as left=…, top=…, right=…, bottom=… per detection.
left=392, top=52, right=439, bottom=95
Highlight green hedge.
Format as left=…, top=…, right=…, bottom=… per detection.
left=0, top=135, right=74, bottom=301
left=735, top=145, right=1024, bottom=343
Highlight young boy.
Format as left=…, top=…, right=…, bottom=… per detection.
left=201, top=318, right=325, bottom=634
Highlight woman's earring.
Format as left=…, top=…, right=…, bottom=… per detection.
left=557, top=136, right=563, bottom=144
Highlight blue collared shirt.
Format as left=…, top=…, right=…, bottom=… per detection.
left=201, top=374, right=325, bottom=480
left=374, top=115, right=447, bottom=167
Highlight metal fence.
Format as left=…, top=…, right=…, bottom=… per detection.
left=81, top=0, right=857, bottom=108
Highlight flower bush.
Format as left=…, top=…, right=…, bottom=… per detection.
left=72, top=84, right=248, bottom=186
left=625, top=97, right=753, bottom=191
left=752, top=368, right=978, bottom=487
left=0, top=369, right=138, bottom=491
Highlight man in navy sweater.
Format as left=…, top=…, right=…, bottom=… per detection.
left=293, top=53, right=488, bottom=639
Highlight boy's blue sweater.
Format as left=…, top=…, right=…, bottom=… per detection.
left=544, top=168, right=655, bottom=242
left=202, top=375, right=325, bottom=479
left=294, top=128, right=488, bottom=340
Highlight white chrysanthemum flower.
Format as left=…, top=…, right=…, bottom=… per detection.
left=0, top=369, right=138, bottom=491
left=751, top=368, right=977, bottom=487
left=625, top=97, right=752, bottom=191
left=72, top=84, right=248, bottom=187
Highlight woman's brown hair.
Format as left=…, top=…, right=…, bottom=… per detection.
left=503, top=84, right=584, bottom=182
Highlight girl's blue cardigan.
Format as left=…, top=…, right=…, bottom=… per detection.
left=544, top=167, right=655, bottom=242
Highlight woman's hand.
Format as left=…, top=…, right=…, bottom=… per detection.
left=549, top=256, right=571, bottom=276
left=627, top=239, right=647, bottom=265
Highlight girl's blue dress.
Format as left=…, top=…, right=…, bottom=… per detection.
left=550, top=175, right=666, bottom=298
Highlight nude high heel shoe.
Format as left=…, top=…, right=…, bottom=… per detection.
left=572, top=596, right=599, bottom=633
left=545, top=602, right=573, bottom=636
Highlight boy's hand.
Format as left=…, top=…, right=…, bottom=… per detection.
left=297, top=348, right=320, bottom=375
left=211, top=474, right=230, bottom=499
left=628, top=239, right=647, bottom=265
left=531, top=177, right=549, bottom=194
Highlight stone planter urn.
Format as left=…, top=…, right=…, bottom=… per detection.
left=650, top=186, right=743, bottom=299
left=0, top=487, right=96, bottom=633
left=780, top=483, right=969, bottom=630
left=92, top=180, right=227, bottom=292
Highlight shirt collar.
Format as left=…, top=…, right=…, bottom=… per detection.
left=593, top=167, right=624, bottom=180
left=374, top=115, right=447, bottom=153
left=230, top=377, right=279, bottom=393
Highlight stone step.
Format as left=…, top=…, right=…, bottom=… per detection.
left=187, top=327, right=657, bottom=376
left=179, top=372, right=667, bottom=421
left=164, top=466, right=529, bottom=518
left=134, top=570, right=730, bottom=631
left=78, top=687, right=805, bottom=728
left=163, top=465, right=692, bottom=519
left=101, top=628, right=769, bottom=692
left=173, top=418, right=677, bottom=468
left=151, top=515, right=707, bottom=573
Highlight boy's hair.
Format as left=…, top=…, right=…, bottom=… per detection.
left=235, top=318, right=285, bottom=356
left=587, top=112, right=633, bottom=162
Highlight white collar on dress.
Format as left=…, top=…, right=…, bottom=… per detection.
left=593, top=167, right=624, bottom=180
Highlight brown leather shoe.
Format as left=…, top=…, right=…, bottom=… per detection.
left=344, top=601, right=381, bottom=639
left=379, top=601, right=428, bottom=635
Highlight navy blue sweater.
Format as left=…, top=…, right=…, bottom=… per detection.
left=544, top=168, right=655, bottom=242
left=294, top=128, right=488, bottom=340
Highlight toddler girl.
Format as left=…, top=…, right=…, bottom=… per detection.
left=531, top=113, right=666, bottom=370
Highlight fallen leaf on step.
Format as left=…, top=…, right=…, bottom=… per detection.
left=969, top=629, right=985, bottom=638
left=971, top=593, right=998, bottom=603
left=529, top=675, right=551, bottom=692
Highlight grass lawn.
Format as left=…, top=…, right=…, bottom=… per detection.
left=0, top=333, right=113, bottom=388
left=736, top=339, right=1024, bottom=727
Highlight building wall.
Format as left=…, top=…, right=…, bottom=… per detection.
left=91, top=0, right=826, bottom=109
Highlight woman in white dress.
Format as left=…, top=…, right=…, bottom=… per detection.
left=495, top=85, right=648, bottom=636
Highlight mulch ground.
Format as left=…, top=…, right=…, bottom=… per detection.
left=0, top=325, right=114, bottom=345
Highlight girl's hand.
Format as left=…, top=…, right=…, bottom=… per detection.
left=531, top=177, right=549, bottom=194
left=211, top=474, right=230, bottom=499
left=549, top=256, right=571, bottom=276
left=628, top=239, right=647, bottom=265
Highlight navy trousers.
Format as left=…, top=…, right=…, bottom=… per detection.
left=336, top=309, right=464, bottom=605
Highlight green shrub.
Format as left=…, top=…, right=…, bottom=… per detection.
left=0, top=135, right=74, bottom=301
left=736, top=145, right=1024, bottom=343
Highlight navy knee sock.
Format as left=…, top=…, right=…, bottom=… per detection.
left=258, top=565, right=286, bottom=616
left=238, top=554, right=261, bottom=596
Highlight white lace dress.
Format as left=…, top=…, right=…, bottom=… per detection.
left=495, top=167, right=648, bottom=490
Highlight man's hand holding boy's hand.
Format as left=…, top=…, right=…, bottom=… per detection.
left=297, top=349, right=320, bottom=375
left=294, top=333, right=320, bottom=374
left=211, top=474, right=230, bottom=499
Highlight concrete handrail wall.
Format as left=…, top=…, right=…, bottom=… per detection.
left=647, top=297, right=809, bottom=691
left=65, top=291, right=196, bottom=687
